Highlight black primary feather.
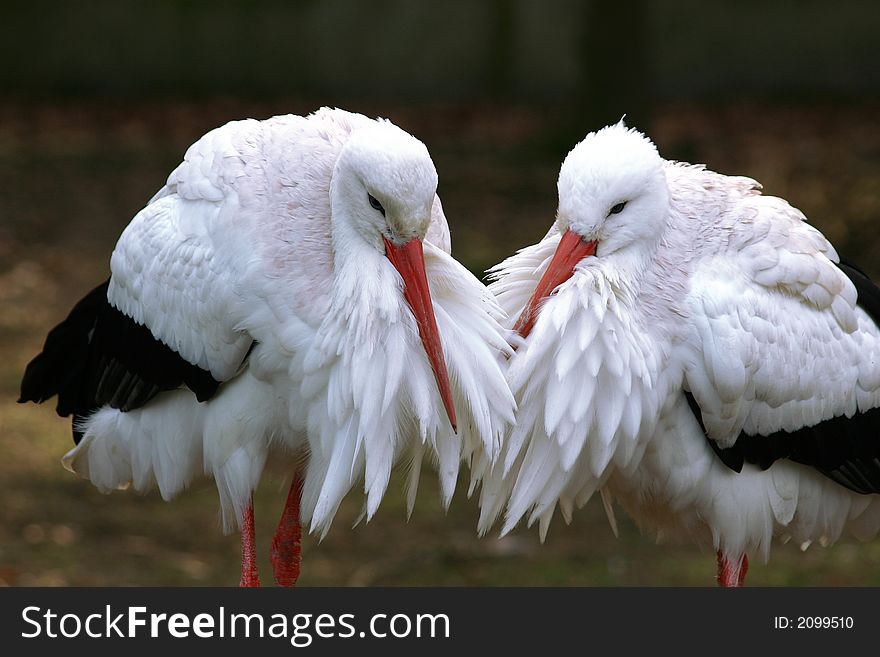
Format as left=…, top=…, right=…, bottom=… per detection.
left=19, top=279, right=225, bottom=443
left=689, top=256, right=880, bottom=495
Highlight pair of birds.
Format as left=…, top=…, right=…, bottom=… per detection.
left=20, top=108, right=880, bottom=587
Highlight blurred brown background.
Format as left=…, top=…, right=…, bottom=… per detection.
left=2, top=0, right=879, bottom=586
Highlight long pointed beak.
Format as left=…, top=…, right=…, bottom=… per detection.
left=384, top=237, right=457, bottom=433
left=513, top=229, right=597, bottom=339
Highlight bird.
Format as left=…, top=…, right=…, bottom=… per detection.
left=476, top=121, right=880, bottom=586
left=19, top=107, right=516, bottom=587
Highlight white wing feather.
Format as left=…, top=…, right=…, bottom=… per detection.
left=684, top=193, right=880, bottom=446
left=108, top=122, right=259, bottom=380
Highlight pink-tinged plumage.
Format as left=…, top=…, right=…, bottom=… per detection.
left=24, top=108, right=515, bottom=586
left=476, top=122, right=880, bottom=586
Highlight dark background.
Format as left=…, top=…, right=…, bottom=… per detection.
left=2, top=0, right=879, bottom=586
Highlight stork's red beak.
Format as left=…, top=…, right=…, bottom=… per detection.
left=384, top=237, right=457, bottom=432
left=513, top=229, right=597, bottom=338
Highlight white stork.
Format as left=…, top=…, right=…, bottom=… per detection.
left=20, top=107, right=515, bottom=586
left=476, top=122, right=880, bottom=586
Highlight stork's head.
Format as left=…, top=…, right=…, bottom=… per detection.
left=332, top=120, right=456, bottom=431
left=557, top=122, right=668, bottom=251
left=334, top=121, right=438, bottom=248
left=515, top=122, right=669, bottom=337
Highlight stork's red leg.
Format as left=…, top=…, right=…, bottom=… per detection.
left=270, top=473, right=303, bottom=587
left=716, top=550, right=748, bottom=587
left=239, top=497, right=261, bottom=587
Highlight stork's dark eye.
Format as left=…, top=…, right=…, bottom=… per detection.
left=609, top=202, right=627, bottom=216
left=368, top=193, right=385, bottom=216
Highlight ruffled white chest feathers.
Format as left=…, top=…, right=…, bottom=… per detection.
left=479, top=245, right=669, bottom=538
left=295, top=242, right=515, bottom=537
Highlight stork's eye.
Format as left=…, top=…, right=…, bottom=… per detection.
left=368, top=193, right=386, bottom=217
left=608, top=202, right=627, bottom=216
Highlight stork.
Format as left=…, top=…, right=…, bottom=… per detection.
left=476, top=122, right=880, bottom=586
left=20, top=108, right=515, bottom=586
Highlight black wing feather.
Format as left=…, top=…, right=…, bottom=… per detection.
left=688, top=257, right=880, bottom=495
left=19, top=279, right=224, bottom=443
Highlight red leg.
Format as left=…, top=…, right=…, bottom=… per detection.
left=270, top=473, right=303, bottom=587
left=239, top=497, right=261, bottom=587
left=716, top=550, right=749, bottom=587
